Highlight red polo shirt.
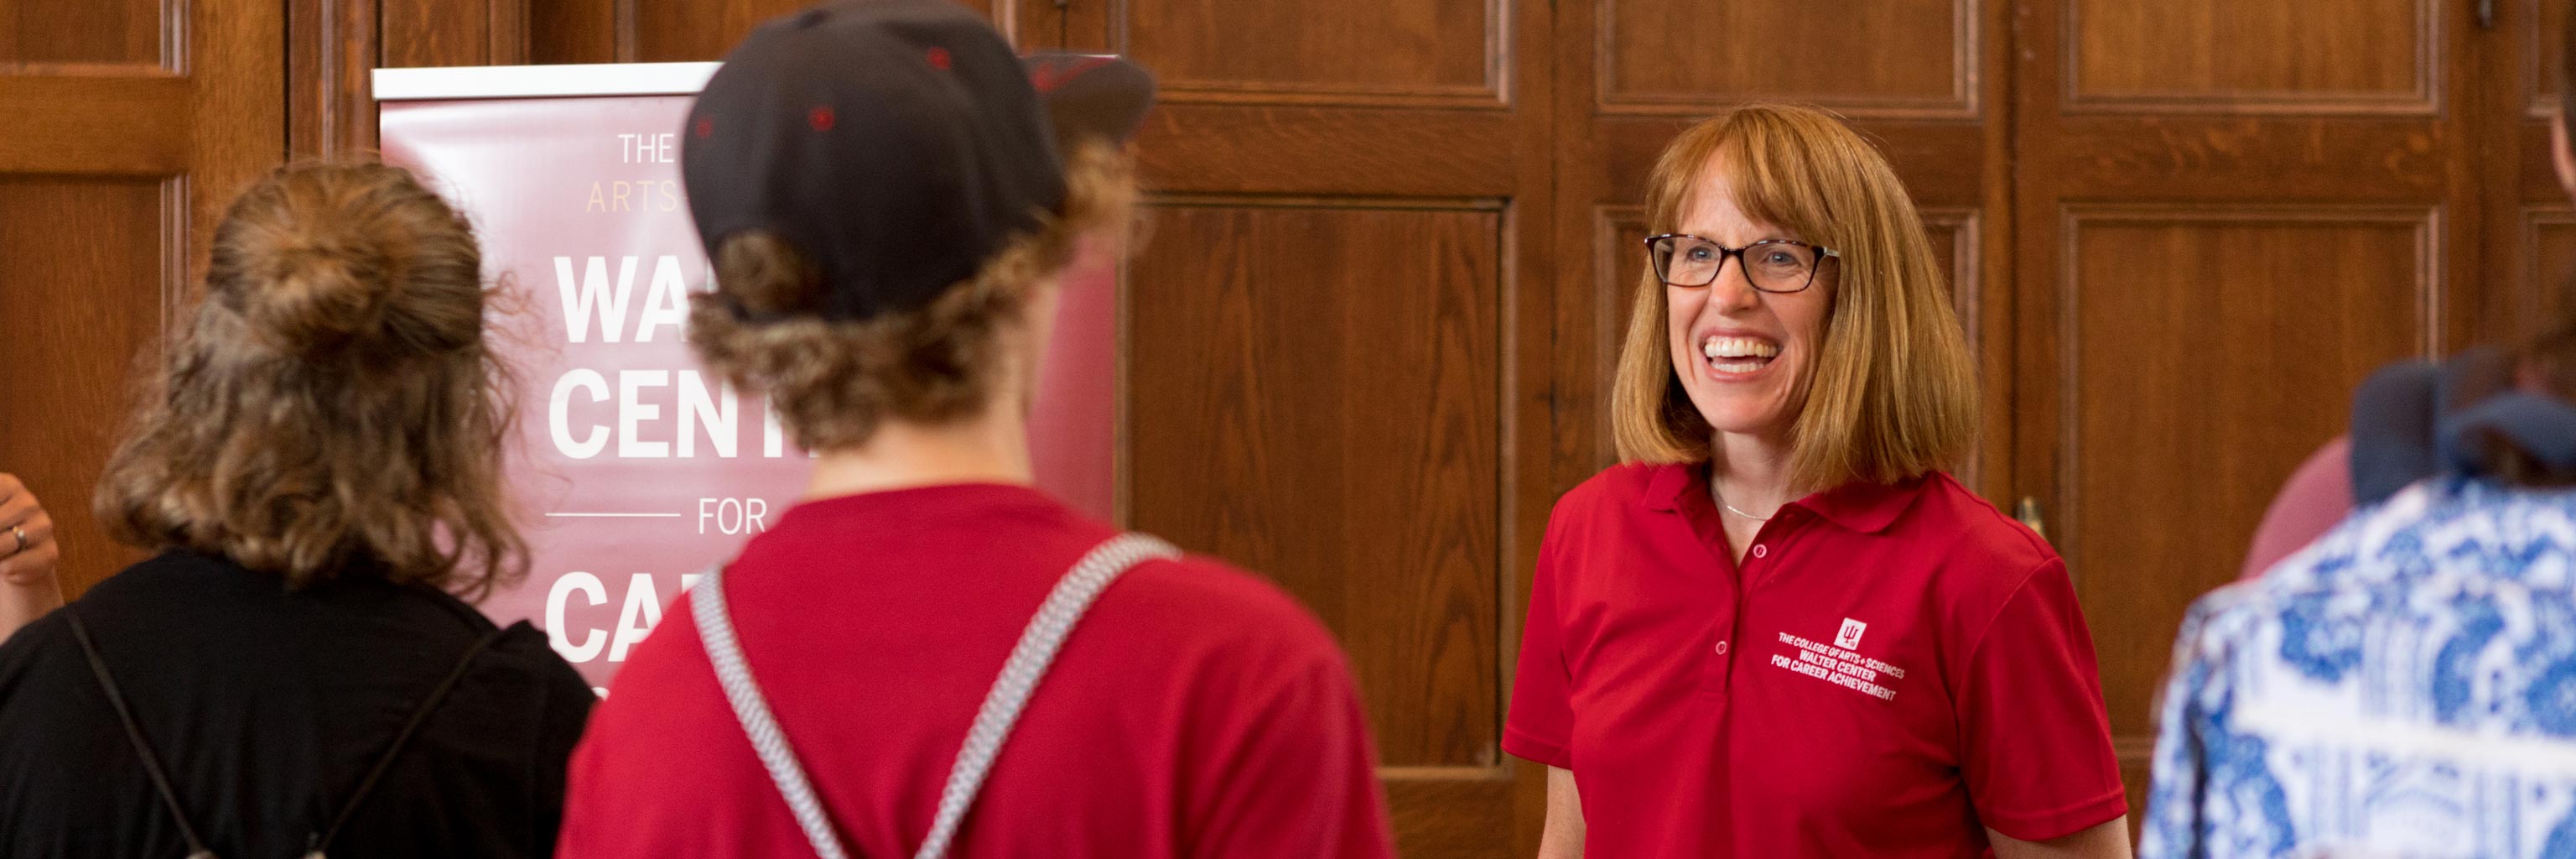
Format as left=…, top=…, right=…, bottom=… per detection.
left=559, top=483, right=1394, bottom=859
left=1505, top=464, right=2126, bottom=857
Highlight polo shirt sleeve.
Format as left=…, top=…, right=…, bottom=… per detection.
left=1187, top=649, right=1396, bottom=859
left=1503, top=523, right=1574, bottom=769
left=1956, top=559, right=2129, bottom=841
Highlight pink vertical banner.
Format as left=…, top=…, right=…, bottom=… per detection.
left=377, top=65, right=1115, bottom=692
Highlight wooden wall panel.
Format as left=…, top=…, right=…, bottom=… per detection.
left=290, top=0, right=377, bottom=158
left=2532, top=0, right=2568, bottom=116
left=2528, top=208, right=2576, bottom=324
left=567, top=0, right=1003, bottom=63
left=2070, top=0, right=2431, bottom=111
left=1922, top=209, right=1981, bottom=488
left=1103, top=0, right=1557, bottom=849
left=2018, top=0, right=2481, bottom=835
left=2057, top=207, right=2434, bottom=792
left=2506, top=2, right=2570, bottom=345
left=0, top=0, right=163, bottom=65
left=0, top=180, right=168, bottom=596
left=1116, top=0, right=1498, bottom=104
left=1601, top=0, right=1971, bottom=117
left=299, top=0, right=543, bottom=158
left=0, top=76, right=188, bottom=175
left=383, top=0, right=496, bottom=66
left=530, top=0, right=619, bottom=64
left=1127, top=202, right=1504, bottom=770
left=381, top=0, right=529, bottom=67
left=1591, top=209, right=1648, bottom=423
left=4, top=0, right=280, bottom=597
left=1921, top=210, right=1978, bottom=346
left=635, top=0, right=801, bottom=61
left=1135, top=107, right=1519, bottom=198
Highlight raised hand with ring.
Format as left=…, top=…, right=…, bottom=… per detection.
left=0, top=473, right=60, bottom=585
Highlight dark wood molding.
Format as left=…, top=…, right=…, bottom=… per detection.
left=288, top=0, right=378, bottom=158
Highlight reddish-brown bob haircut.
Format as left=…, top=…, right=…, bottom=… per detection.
left=1610, top=104, right=1976, bottom=492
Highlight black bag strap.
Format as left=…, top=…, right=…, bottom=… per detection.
left=65, top=607, right=217, bottom=859
left=64, top=606, right=508, bottom=859
left=307, top=623, right=507, bottom=856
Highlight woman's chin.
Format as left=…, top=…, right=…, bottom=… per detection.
left=1690, top=404, right=1791, bottom=440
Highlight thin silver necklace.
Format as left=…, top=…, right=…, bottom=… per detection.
left=1711, top=481, right=1773, bottom=522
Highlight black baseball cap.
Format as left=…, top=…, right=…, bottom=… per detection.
left=2347, top=360, right=2438, bottom=506
left=681, top=0, right=1155, bottom=322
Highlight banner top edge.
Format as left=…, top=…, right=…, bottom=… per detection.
left=372, top=63, right=720, bottom=102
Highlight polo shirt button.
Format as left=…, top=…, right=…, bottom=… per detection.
left=1715, top=640, right=1729, bottom=655
left=1752, top=544, right=1768, bottom=559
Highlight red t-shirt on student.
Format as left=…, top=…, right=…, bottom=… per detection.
left=1506, top=464, right=2127, bottom=857
left=560, top=483, right=1394, bottom=859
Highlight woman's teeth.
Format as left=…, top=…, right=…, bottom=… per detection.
left=1703, top=336, right=1778, bottom=375
left=1702, top=336, right=1779, bottom=359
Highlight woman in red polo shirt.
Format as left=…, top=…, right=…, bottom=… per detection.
left=1508, top=104, right=2131, bottom=858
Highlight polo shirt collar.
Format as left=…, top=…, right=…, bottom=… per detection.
left=1639, top=461, right=1927, bottom=534
left=1640, top=461, right=1700, bottom=513
left=1791, top=476, right=1928, bottom=534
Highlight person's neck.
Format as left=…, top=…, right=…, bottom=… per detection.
left=802, top=404, right=1033, bottom=501
left=1709, top=430, right=1796, bottom=518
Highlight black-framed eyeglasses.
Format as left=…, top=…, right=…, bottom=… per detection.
left=1644, top=234, right=1840, bottom=294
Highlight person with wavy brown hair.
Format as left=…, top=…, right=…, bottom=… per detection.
left=0, top=160, right=593, bottom=859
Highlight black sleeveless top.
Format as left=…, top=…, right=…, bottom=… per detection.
left=0, top=550, right=594, bottom=857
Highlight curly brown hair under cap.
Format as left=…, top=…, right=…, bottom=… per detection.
left=2479, top=310, right=2576, bottom=487
left=94, top=160, right=527, bottom=599
left=689, top=140, right=1138, bottom=451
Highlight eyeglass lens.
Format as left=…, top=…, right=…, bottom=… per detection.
left=1649, top=236, right=1821, bottom=292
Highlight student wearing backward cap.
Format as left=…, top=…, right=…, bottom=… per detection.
left=555, top=3, right=1395, bottom=858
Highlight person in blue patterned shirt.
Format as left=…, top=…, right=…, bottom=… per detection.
left=2143, top=9, right=2576, bottom=853
left=2142, top=468, right=2576, bottom=856
left=2142, top=128, right=2576, bottom=859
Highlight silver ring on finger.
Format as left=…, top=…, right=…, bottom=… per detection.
left=7, top=525, right=22, bottom=557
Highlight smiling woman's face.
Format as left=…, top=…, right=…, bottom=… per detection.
left=1664, top=153, right=1836, bottom=444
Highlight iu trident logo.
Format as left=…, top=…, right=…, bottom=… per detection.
left=1835, top=618, right=1867, bottom=650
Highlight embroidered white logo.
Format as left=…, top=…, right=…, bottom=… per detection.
left=1836, top=617, right=1867, bottom=649
left=1768, top=620, right=1906, bottom=702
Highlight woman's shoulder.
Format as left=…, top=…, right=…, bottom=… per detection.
left=1553, top=461, right=1684, bottom=519
left=75, top=549, right=252, bottom=602
left=1875, top=471, right=2050, bottom=572
left=1532, top=463, right=1689, bottom=554
left=1896, top=473, right=2063, bottom=599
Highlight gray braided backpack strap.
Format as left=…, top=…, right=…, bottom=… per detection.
left=696, top=533, right=1182, bottom=859
left=913, top=533, right=1180, bottom=859
left=694, top=561, right=852, bottom=859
